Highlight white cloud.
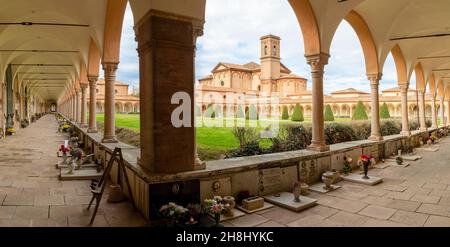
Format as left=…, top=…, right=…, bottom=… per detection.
left=117, top=0, right=399, bottom=95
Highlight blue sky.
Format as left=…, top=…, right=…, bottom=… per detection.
left=117, top=0, right=415, bottom=94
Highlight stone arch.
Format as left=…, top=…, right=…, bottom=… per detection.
left=414, top=63, right=426, bottom=92
left=344, top=10, right=379, bottom=75
left=341, top=104, right=350, bottom=117
left=124, top=102, right=134, bottom=113
left=391, top=44, right=408, bottom=85
left=96, top=101, right=104, bottom=113
left=102, top=0, right=127, bottom=64
left=134, top=102, right=140, bottom=113
left=288, top=0, right=321, bottom=56
left=87, top=39, right=101, bottom=78
left=425, top=104, right=432, bottom=118
left=304, top=105, right=312, bottom=118
left=115, top=102, right=123, bottom=113
left=332, top=104, right=340, bottom=117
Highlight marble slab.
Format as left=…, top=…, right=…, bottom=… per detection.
left=308, top=183, right=341, bottom=193
left=219, top=209, right=246, bottom=222
left=264, top=192, right=317, bottom=212
left=341, top=173, right=383, bottom=186
left=416, top=147, right=439, bottom=152
left=400, top=155, right=422, bottom=161
left=56, top=163, right=98, bottom=169
left=236, top=202, right=275, bottom=214
left=59, top=168, right=103, bottom=181
left=373, top=163, right=390, bottom=169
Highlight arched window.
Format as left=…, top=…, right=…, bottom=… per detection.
left=273, top=45, right=277, bottom=56
left=264, top=45, right=268, bottom=55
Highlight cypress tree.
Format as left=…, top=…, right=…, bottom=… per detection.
left=352, top=101, right=369, bottom=120
left=324, top=105, right=335, bottom=122
left=245, top=104, right=259, bottom=120
left=379, top=102, right=391, bottom=119
left=281, top=106, right=289, bottom=120
left=291, top=104, right=304, bottom=122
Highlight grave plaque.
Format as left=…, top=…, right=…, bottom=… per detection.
left=259, top=167, right=282, bottom=196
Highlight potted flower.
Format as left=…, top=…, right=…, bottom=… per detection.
left=159, top=202, right=188, bottom=227
left=204, top=196, right=229, bottom=226
left=358, top=154, right=372, bottom=179
left=6, top=128, right=15, bottom=136
left=59, top=145, right=70, bottom=165
left=343, top=156, right=353, bottom=175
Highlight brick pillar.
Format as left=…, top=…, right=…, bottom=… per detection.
left=136, top=12, right=205, bottom=173
left=431, top=95, right=438, bottom=128
left=76, top=90, right=81, bottom=124
left=418, top=90, right=427, bottom=131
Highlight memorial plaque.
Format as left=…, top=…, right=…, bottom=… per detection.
left=259, top=167, right=282, bottom=196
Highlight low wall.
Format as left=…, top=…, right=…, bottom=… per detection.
left=59, top=114, right=446, bottom=220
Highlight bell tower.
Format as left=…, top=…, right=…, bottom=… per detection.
left=260, top=35, right=281, bottom=94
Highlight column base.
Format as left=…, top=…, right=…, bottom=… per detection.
left=87, top=128, right=98, bottom=133
left=401, top=130, right=411, bottom=136
left=102, top=136, right=118, bottom=143
left=81, top=124, right=88, bottom=128
left=194, top=156, right=206, bottom=171
left=368, top=135, right=383, bottom=141
left=307, top=142, right=329, bottom=152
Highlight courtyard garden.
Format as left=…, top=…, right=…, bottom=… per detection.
left=96, top=104, right=434, bottom=161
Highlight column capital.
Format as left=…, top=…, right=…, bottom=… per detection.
left=367, top=73, right=382, bottom=83
left=80, top=84, right=88, bottom=90
left=305, top=53, right=330, bottom=71
left=399, top=84, right=409, bottom=92
left=102, top=62, right=119, bottom=73
left=88, top=76, right=98, bottom=83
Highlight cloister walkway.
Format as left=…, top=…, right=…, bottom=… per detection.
left=224, top=136, right=450, bottom=227
left=0, top=114, right=147, bottom=227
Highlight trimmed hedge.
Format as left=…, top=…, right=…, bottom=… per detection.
left=380, top=102, right=391, bottom=119
left=236, top=105, right=245, bottom=119
left=245, top=104, right=258, bottom=120
left=281, top=106, right=289, bottom=120
left=291, top=104, right=304, bottom=122
left=324, top=105, right=335, bottom=122
left=352, top=101, right=368, bottom=120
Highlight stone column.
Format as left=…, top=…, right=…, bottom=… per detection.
left=76, top=90, right=81, bottom=124
left=88, top=77, right=98, bottom=133
left=306, top=53, right=329, bottom=152
left=80, top=85, right=88, bottom=128
left=102, top=62, right=118, bottom=143
left=431, top=95, right=438, bottom=128
left=418, top=90, right=427, bottom=131
left=135, top=12, right=204, bottom=173
left=368, top=73, right=383, bottom=141
left=440, top=97, right=446, bottom=127
left=447, top=101, right=450, bottom=127
left=400, top=84, right=410, bottom=135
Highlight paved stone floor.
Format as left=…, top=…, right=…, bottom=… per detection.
left=224, top=136, right=450, bottom=227
left=0, top=114, right=148, bottom=227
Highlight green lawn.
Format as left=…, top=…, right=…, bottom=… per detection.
left=96, top=113, right=140, bottom=132
left=96, top=114, right=353, bottom=160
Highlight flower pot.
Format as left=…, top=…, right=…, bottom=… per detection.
left=214, top=213, right=221, bottom=226
left=293, top=184, right=301, bottom=202
left=223, top=196, right=235, bottom=217
left=300, top=183, right=309, bottom=196
left=322, top=172, right=334, bottom=190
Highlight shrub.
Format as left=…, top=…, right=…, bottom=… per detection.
left=380, top=103, right=391, bottom=119
left=228, top=127, right=263, bottom=158
left=324, top=105, right=335, bottom=122
left=236, top=105, right=245, bottom=119
left=291, top=104, right=304, bottom=122
left=195, top=104, right=201, bottom=117
left=245, top=104, right=258, bottom=120
left=270, top=125, right=312, bottom=152
left=352, top=101, right=368, bottom=120
left=281, top=106, right=289, bottom=120
left=351, top=121, right=371, bottom=139
left=380, top=120, right=401, bottom=136
left=324, top=123, right=355, bottom=145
